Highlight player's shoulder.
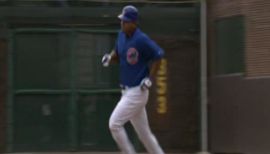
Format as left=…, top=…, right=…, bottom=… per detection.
left=136, top=29, right=148, bottom=38
left=116, top=31, right=126, bottom=42
left=135, top=29, right=151, bottom=43
left=117, top=30, right=125, bottom=37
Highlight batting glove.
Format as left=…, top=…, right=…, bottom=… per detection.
left=102, top=53, right=111, bottom=67
left=140, top=77, right=152, bottom=90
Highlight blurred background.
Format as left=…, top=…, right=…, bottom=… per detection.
left=0, top=0, right=270, bottom=154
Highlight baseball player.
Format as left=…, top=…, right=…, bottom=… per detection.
left=102, top=5, right=165, bottom=154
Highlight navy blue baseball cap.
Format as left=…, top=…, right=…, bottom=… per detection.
left=118, top=5, right=138, bottom=22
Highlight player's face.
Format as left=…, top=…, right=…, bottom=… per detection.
left=121, top=20, right=135, bottom=34
left=121, top=20, right=129, bottom=33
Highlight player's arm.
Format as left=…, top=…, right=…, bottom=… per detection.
left=102, top=50, right=119, bottom=67
left=140, top=36, right=164, bottom=90
left=140, top=59, right=162, bottom=90
left=149, top=59, right=162, bottom=78
left=148, top=40, right=164, bottom=78
left=109, top=50, right=119, bottom=64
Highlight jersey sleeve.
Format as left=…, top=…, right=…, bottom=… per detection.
left=141, top=35, right=164, bottom=60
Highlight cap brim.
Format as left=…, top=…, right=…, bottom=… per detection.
left=118, top=14, right=131, bottom=22
left=118, top=14, right=123, bottom=20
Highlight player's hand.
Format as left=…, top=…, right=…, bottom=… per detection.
left=140, top=77, right=152, bottom=90
left=102, top=53, right=111, bottom=67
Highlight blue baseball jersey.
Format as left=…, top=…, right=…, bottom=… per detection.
left=115, top=28, right=164, bottom=87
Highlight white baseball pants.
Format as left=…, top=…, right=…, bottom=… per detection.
left=109, top=86, right=165, bottom=154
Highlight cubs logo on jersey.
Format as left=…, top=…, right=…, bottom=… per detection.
left=127, top=47, right=139, bottom=65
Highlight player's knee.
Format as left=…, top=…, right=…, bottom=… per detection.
left=109, top=120, right=121, bottom=132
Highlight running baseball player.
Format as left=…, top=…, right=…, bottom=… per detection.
left=102, top=5, right=165, bottom=154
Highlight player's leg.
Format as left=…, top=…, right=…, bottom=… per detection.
left=130, top=107, right=165, bottom=154
left=109, top=88, right=148, bottom=154
left=109, top=96, right=136, bottom=154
